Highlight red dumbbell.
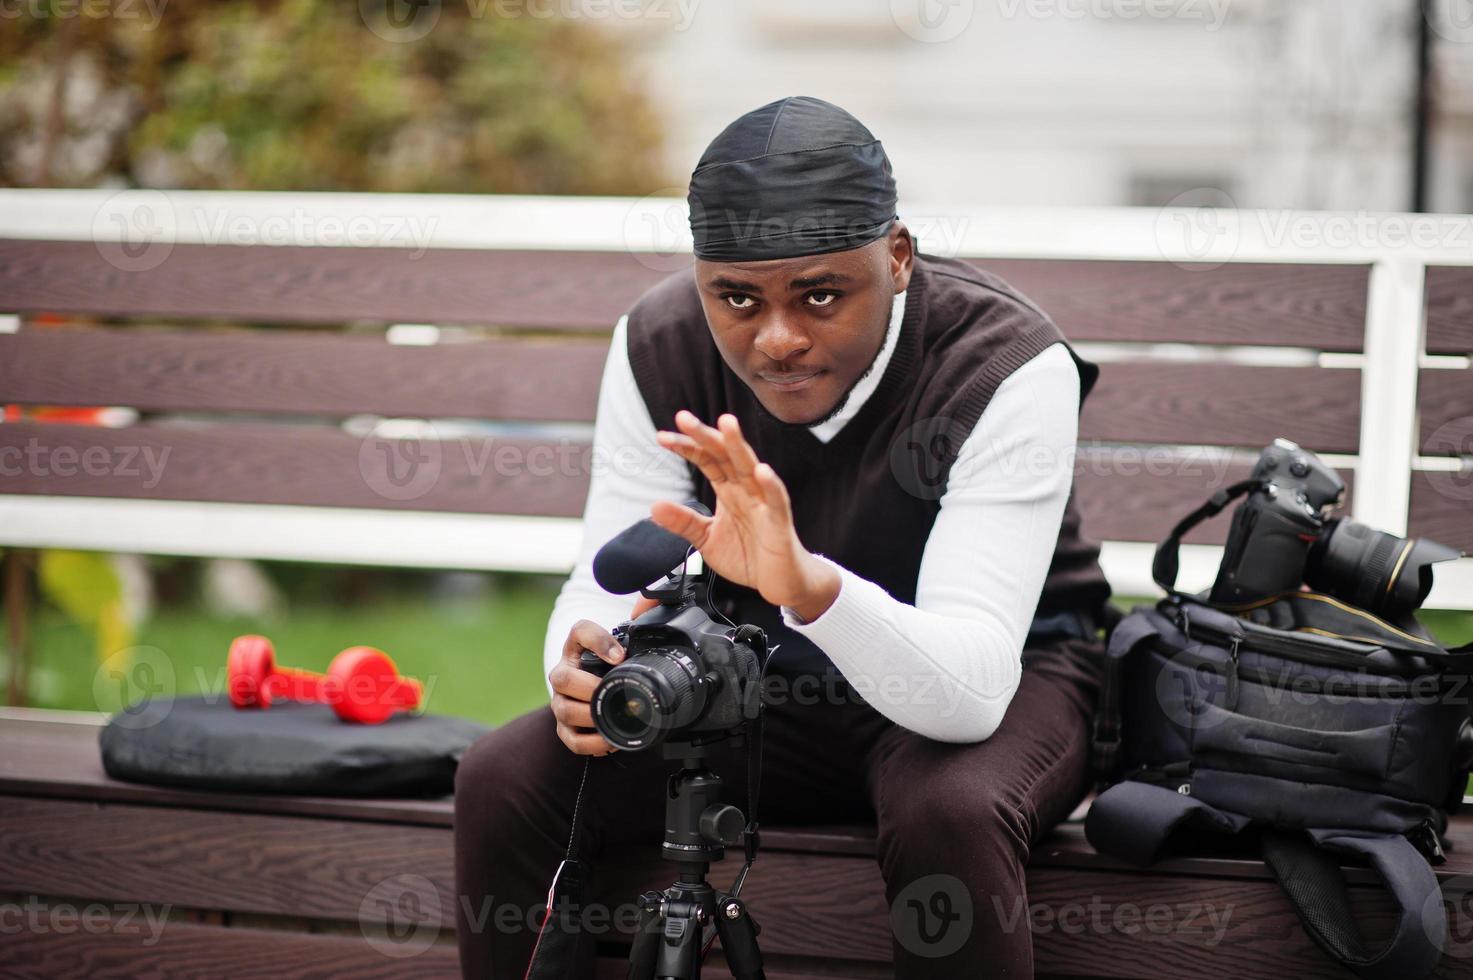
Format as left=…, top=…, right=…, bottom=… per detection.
left=227, top=635, right=424, bottom=724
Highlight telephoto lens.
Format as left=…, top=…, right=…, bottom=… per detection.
left=1307, top=519, right=1463, bottom=623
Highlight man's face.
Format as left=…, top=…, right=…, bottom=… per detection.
left=693, top=225, right=914, bottom=426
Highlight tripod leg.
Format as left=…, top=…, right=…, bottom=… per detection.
left=653, top=898, right=704, bottom=979
left=712, top=896, right=765, bottom=980
left=627, top=892, right=662, bottom=980
left=627, top=892, right=705, bottom=980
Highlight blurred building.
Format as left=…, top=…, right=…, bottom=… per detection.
left=613, top=0, right=1473, bottom=213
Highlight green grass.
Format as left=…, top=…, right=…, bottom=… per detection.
left=6, top=578, right=560, bottom=728
left=9, top=583, right=1473, bottom=731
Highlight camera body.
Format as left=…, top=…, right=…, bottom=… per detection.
left=1210, top=438, right=1345, bottom=604
left=580, top=573, right=764, bottom=752
left=1210, top=439, right=1461, bottom=624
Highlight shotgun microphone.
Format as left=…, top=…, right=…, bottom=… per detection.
left=591, top=500, right=711, bottom=595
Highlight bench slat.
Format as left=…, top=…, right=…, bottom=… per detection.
left=1, top=329, right=1363, bottom=453
left=0, top=423, right=1342, bottom=543
left=0, top=240, right=671, bottom=331
left=0, top=916, right=462, bottom=980
left=979, top=259, right=1371, bottom=351
left=1418, top=367, right=1473, bottom=455
left=1081, top=363, right=1361, bottom=453
left=0, top=240, right=1371, bottom=350
left=0, top=420, right=592, bottom=518
left=1409, top=475, right=1473, bottom=553
left=0, top=328, right=606, bottom=423
left=1073, top=461, right=1355, bottom=546
left=1426, top=267, right=1473, bottom=355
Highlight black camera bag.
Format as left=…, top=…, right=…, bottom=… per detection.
left=1087, top=484, right=1473, bottom=980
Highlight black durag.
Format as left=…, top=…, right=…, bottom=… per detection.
left=687, top=95, right=899, bottom=262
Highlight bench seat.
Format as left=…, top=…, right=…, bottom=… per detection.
left=3, top=711, right=1470, bottom=978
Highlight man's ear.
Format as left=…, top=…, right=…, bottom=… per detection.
left=888, top=220, right=915, bottom=294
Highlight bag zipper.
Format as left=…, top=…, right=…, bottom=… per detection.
left=1418, top=819, right=1447, bottom=864
left=1167, top=601, right=1425, bottom=679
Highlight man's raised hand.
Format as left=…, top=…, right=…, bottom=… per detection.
left=651, top=410, right=839, bottom=623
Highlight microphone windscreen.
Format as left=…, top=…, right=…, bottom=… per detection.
left=592, top=500, right=711, bottom=595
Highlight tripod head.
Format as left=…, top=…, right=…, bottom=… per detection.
left=661, top=738, right=748, bottom=872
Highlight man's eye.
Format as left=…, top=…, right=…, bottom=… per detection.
left=806, top=291, right=838, bottom=308
left=724, top=295, right=756, bottom=310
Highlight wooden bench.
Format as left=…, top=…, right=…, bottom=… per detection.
left=2, top=191, right=1472, bottom=977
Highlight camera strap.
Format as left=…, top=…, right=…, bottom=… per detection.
left=522, top=757, right=593, bottom=980
left=731, top=701, right=764, bottom=897
left=1151, top=478, right=1264, bottom=596
left=731, top=623, right=768, bottom=898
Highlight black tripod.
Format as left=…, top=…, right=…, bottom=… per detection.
left=625, top=737, right=765, bottom=980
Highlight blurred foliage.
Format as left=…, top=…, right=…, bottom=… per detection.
left=0, top=0, right=669, bottom=192
left=36, top=550, right=132, bottom=663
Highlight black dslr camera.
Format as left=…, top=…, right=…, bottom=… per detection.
left=578, top=505, right=765, bottom=752
left=1209, top=439, right=1461, bottom=623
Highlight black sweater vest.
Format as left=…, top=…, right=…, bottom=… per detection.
left=625, top=253, right=1112, bottom=674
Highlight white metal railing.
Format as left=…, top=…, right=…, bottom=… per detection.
left=1, top=190, right=1470, bottom=608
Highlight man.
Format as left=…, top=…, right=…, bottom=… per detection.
left=454, top=96, right=1113, bottom=978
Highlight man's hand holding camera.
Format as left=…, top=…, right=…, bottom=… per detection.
left=549, top=409, right=839, bottom=756
left=549, top=620, right=627, bottom=756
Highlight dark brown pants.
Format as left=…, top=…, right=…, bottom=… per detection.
left=453, top=638, right=1100, bottom=979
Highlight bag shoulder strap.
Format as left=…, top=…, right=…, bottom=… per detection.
left=1084, top=780, right=1248, bottom=866
left=1261, top=829, right=1445, bottom=980
left=1090, top=610, right=1168, bottom=784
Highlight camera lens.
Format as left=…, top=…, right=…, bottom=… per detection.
left=590, top=647, right=707, bottom=751
left=1307, top=519, right=1461, bottom=621
left=599, top=678, right=658, bottom=744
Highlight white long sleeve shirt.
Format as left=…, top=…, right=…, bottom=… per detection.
left=541, top=289, right=1081, bottom=743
